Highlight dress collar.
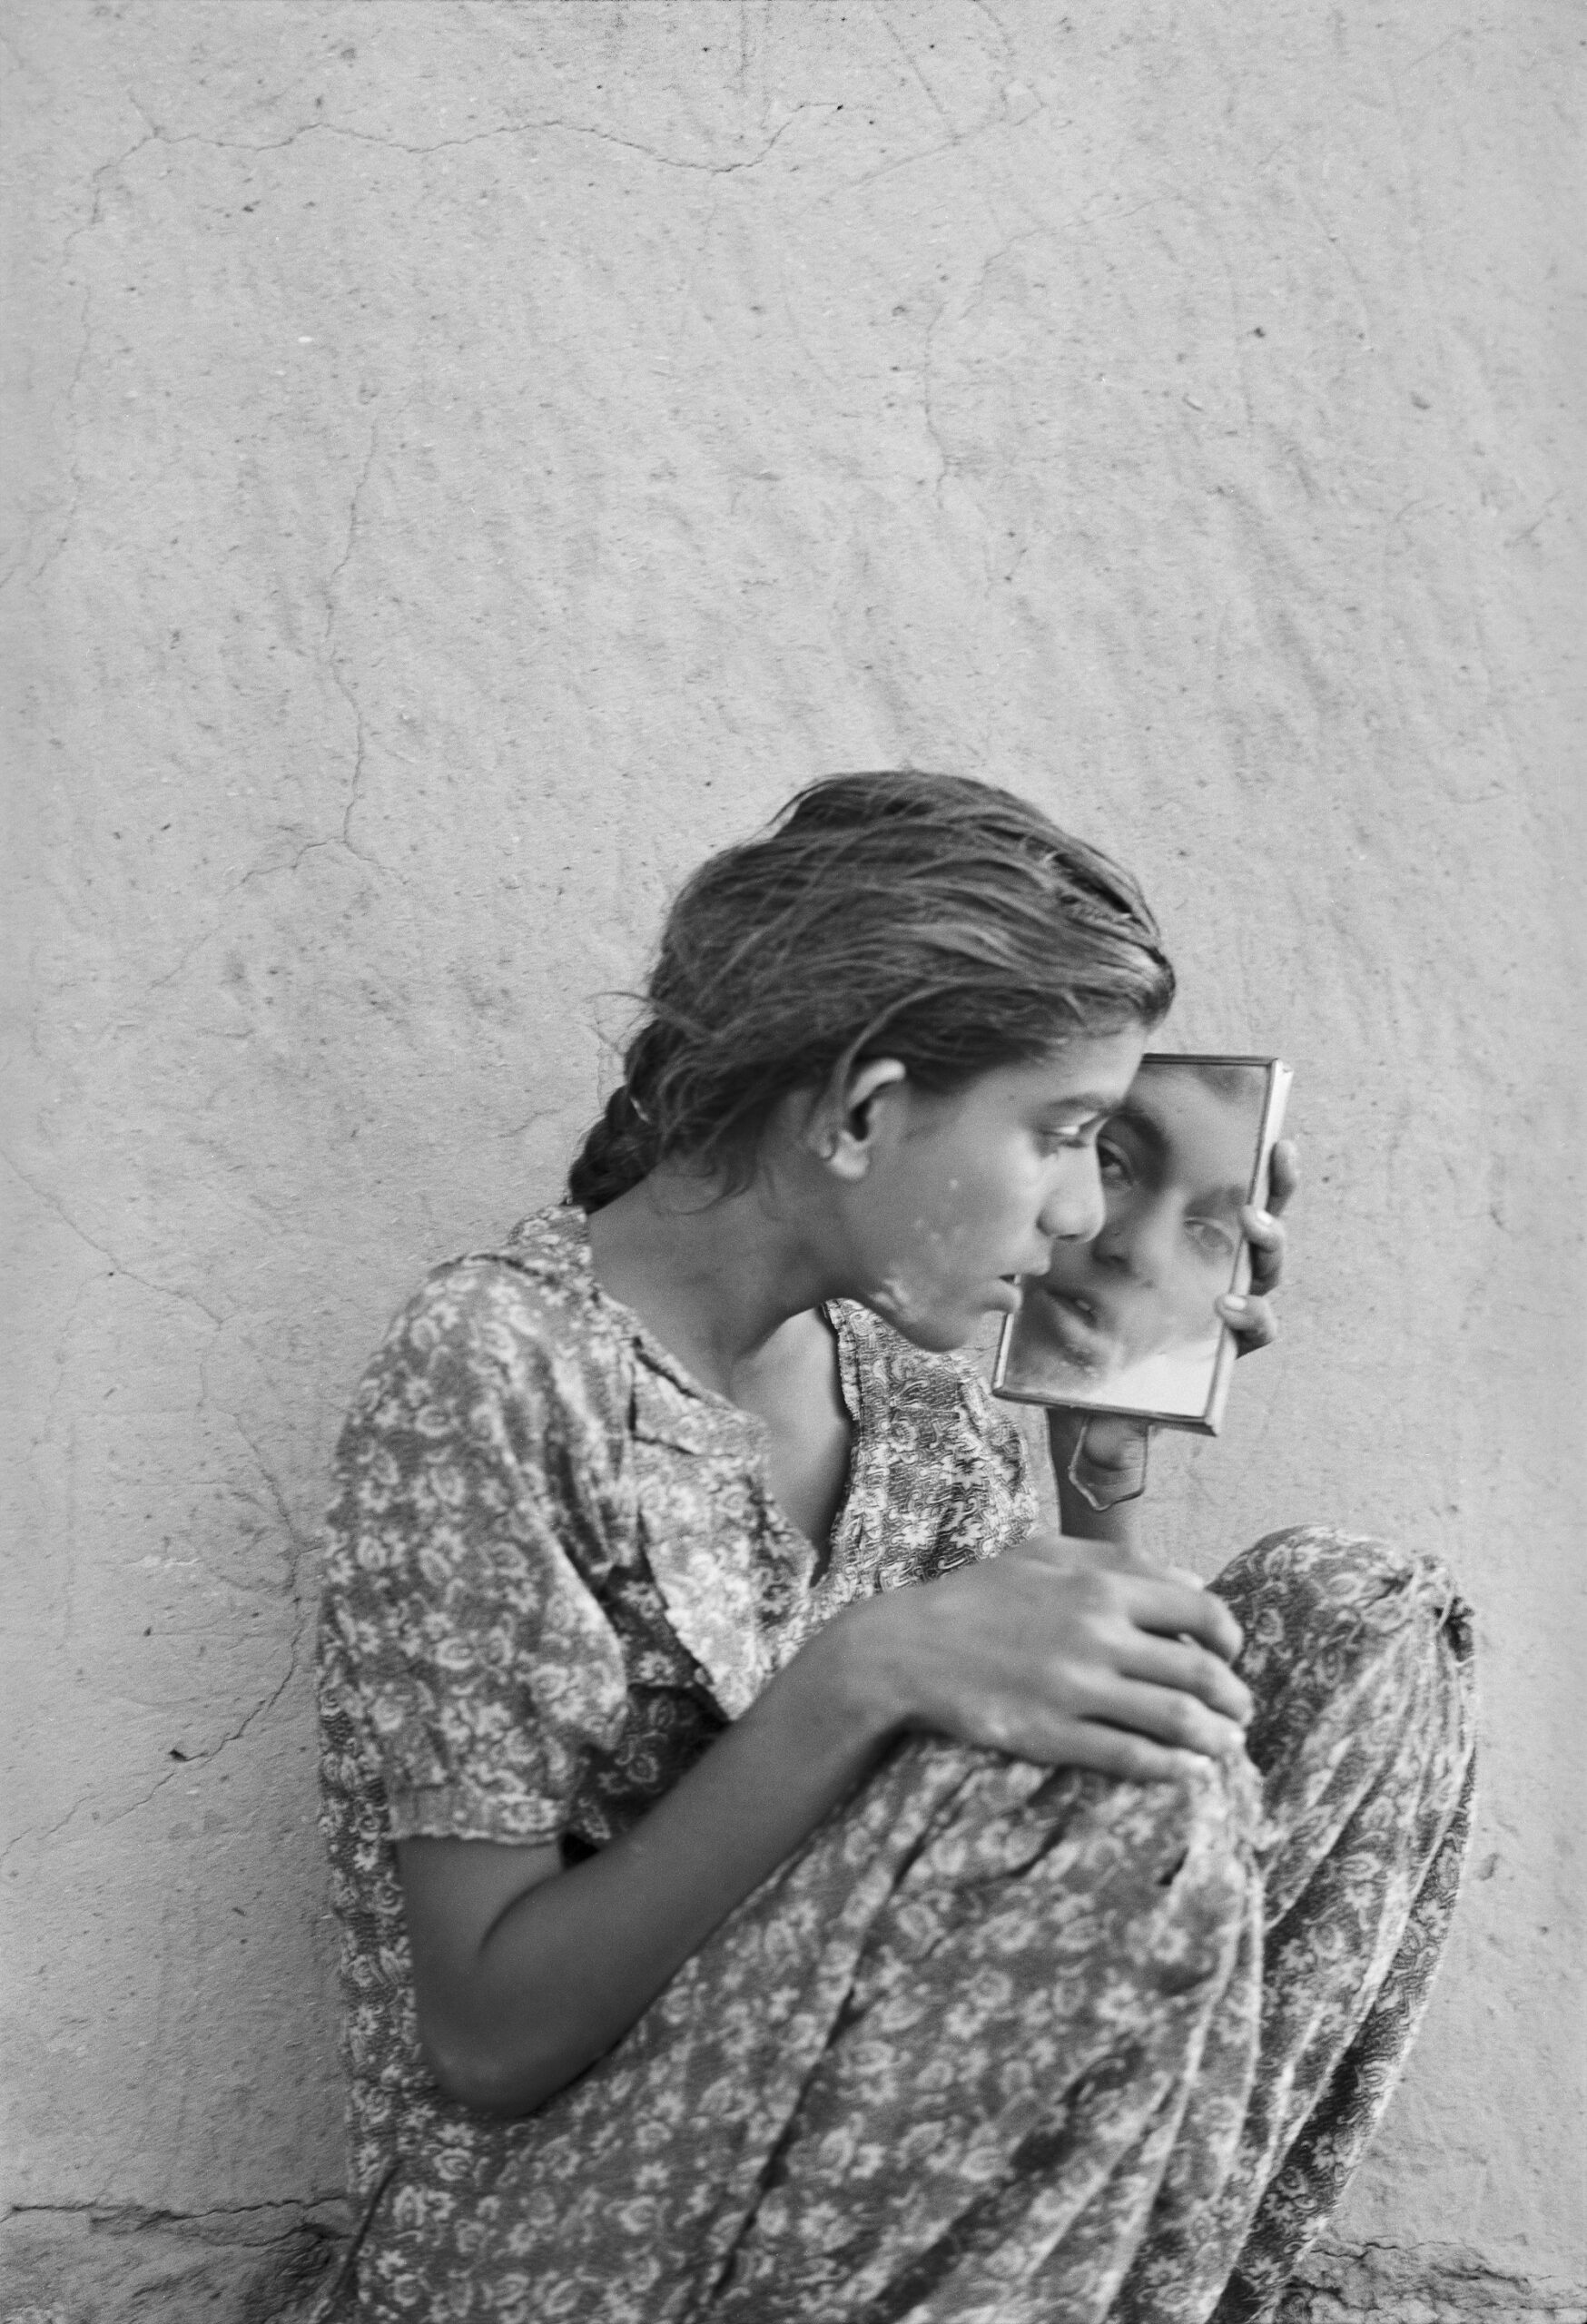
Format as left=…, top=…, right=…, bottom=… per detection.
left=538, top=1200, right=771, bottom=1458
left=507, top=1206, right=876, bottom=1718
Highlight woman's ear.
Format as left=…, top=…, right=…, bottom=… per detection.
left=804, top=1059, right=908, bottom=1182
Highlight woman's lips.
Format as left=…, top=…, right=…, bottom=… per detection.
left=989, top=1275, right=1026, bottom=1314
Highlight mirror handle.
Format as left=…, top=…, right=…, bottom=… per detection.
left=1065, top=1416, right=1151, bottom=1512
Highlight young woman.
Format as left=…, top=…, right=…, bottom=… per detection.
left=317, top=772, right=1474, bottom=2324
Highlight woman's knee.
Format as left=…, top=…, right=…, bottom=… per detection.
left=1209, top=1525, right=1475, bottom=1781
left=830, top=1746, right=1263, bottom=2051
left=906, top=1736, right=1263, bottom=1922
left=1213, top=1524, right=1472, bottom=1663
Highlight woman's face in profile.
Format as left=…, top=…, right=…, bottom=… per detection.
left=1018, top=1068, right=1254, bottom=1383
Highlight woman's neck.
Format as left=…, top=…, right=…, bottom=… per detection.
left=585, top=1164, right=833, bottom=1401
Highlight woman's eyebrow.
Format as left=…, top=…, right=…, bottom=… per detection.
left=1046, top=1090, right=1129, bottom=1117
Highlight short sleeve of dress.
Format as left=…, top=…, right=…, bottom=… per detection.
left=320, top=1257, right=629, bottom=1848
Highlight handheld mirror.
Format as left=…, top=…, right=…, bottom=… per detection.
left=991, top=1055, right=1293, bottom=1435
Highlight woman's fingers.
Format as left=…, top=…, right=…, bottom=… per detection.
left=1238, top=1203, right=1286, bottom=1295
left=1236, top=1140, right=1296, bottom=1307
left=1222, top=1177, right=1286, bottom=1358
left=1124, top=1573, right=1244, bottom=1664
left=1217, top=1288, right=1277, bottom=1351
left=1040, top=1725, right=1208, bottom=1786
left=992, top=1553, right=1245, bottom=1664
left=1116, top=1631, right=1254, bottom=1726
left=1267, top=1136, right=1300, bottom=1216
left=898, top=1556, right=1256, bottom=1777
left=1072, top=1674, right=1247, bottom=1761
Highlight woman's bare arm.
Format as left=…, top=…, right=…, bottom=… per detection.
left=399, top=1541, right=1249, bottom=2119
left=400, top=1639, right=885, bottom=2117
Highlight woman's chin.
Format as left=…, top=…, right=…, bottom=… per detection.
left=863, top=1281, right=988, bottom=1353
left=885, top=1309, right=981, bottom=1354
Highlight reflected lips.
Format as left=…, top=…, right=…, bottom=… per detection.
left=1035, top=1284, right=1113, bottom=1366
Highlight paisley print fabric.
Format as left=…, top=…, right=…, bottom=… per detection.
left=317, top=1214, right=1474, bottom=2324
left=318, top=1206, right=1036, bottom=2207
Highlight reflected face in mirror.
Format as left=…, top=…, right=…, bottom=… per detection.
left=1017, top=1062, right=1263, bottom=1386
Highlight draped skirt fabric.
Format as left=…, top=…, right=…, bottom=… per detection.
left=348, top=1527, right=1476, bottom=2324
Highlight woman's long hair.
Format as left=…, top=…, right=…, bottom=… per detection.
left=567, top=770, right=1174, bottom=1213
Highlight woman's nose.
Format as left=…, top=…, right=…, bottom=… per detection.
left=1039, top=1149, right=1107, bottom=1246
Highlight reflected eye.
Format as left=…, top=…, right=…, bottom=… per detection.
left=1186, top=1217, right=1239, bottom=1265
left=1097, top=1136, right=1132, bottom=1188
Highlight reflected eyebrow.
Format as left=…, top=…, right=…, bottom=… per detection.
left=1105, top=1102, right=1168, bottom=1160
left=1193, top=1183, right=1251, bottom=1219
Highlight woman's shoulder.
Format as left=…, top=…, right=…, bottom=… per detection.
left=342, top=1205, right=631, bottom=1449
left=392, top=1201, right=597, bottom=1331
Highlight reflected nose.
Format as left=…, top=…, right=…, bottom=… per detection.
left=1095, top=1197, right=1174, bottom=1283
left=1040, top=1148, right=1107, bottom=1246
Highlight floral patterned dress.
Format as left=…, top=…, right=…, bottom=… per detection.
left=317, top=1206, right=1474, bottom=2324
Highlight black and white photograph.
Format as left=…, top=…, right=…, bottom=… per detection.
left=3, top=5, right=1580, bottom=2321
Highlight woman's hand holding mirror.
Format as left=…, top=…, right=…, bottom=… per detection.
left=1217, top=1135, right=1299, bottom=1358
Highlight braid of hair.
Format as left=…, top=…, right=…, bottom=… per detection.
left=566, top=1021, right=667, bottom=1213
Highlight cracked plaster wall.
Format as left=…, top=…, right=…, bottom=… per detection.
left=2, top=2, right=1581, bottom=2316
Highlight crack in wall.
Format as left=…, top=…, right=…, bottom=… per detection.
left=963, top=0, right=1015, bottom=64
left=5, top=98, right=823, bottom=600
left=920, top=301, right=954, bottom=508
left=1281, top=2238, right=1587, bottom=2320
left=3, top=2198, right=351, bottom=2319
left=322, top=425, right=380, bottom=864
left=4, top=284, right=93, bottom=596
left=0, top=1567, right=307, bottom=1872
left=151, top=812, right=382, bottom=994
left=8, top=109, right=168, bottom=596
left=139, top=419, right=393, bottom=982
left=5, top=1152, right=313, bottom=1868
left=5, top=2210, right=1577, bottom=2315
left=2, top=1151, right=227, bottom=1328
left=10, top=2197, right=347, bottom=2231
left=872, top=4, right=959, bottom=137
left=84, top=106, right=822, bottom=176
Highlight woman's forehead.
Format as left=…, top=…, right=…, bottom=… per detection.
left=1024, top=1029, right=1148, bottom=1106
